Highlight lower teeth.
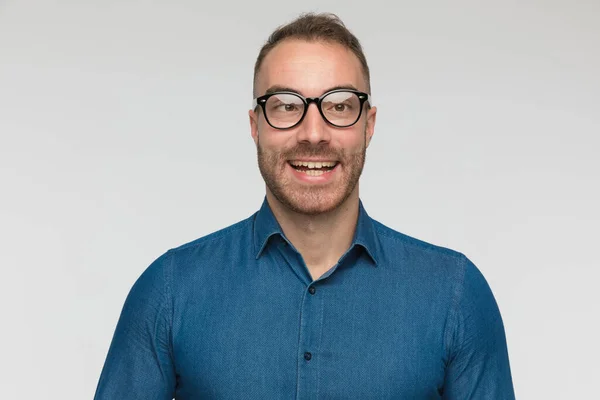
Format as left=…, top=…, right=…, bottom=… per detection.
left=303, top=169, right=325, bottom=176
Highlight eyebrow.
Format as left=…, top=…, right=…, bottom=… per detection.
left=264, top=84, right=360, bottom=96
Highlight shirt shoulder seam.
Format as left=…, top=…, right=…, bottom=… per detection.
left=162, top=249, right=176, bottom=373
left=443, top=253, right=468, bottom=363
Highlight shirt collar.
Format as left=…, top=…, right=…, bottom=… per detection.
left=253, top=198, right=286, bottom=259
left=352, top=200, right=381, bottom=266
left=253, top=197, right=381, bottom=265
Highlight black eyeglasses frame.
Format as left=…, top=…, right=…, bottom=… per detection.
left=252, top=89, right=372, bottom=130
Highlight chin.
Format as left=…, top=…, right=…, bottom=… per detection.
left=272, top=188, right=354, bottom=216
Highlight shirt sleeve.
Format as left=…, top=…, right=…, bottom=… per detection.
left=94, top=251, right=176, bottom=400
left=442, top=255, right=516, bottom=399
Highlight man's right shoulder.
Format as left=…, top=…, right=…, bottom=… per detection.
left=172, top=214, right=256, bottom=254
left=148, top=213, right=258, bottom=281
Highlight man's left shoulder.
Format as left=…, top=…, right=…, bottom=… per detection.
left=371, top=218, right=473, bottom=277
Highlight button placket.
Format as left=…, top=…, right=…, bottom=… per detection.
left=296, top=284, right=323, bottom=399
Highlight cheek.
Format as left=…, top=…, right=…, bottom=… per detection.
left=259, top=129, right=296, bottom=151
left=337, top=129, right=366, bottom=150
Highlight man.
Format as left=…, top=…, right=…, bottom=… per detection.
left=95, top=13, right=515, bottom=399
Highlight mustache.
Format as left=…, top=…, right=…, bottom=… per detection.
left=282, top=144, right=343, bottom=160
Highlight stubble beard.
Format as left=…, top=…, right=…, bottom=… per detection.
left=256, top=137, right=366, bottom=216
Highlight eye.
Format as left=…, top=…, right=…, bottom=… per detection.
left=327, top=102, right=353, bottom=113
left=266, top=93, right=304, bottom=114
left=283, top=104, right=299, bottom=112
left=271, top=102, right=302, bottom=113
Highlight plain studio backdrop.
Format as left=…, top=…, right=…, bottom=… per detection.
left=1, top=0, right=598, bottom=398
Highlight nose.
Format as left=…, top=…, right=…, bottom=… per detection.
left=295, top=103, right=331, bottom=145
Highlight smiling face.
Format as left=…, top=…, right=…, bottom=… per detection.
left=249, top=39, right=377, bottom=215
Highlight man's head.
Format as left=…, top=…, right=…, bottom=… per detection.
left=249, top=13, right=377, bottom=215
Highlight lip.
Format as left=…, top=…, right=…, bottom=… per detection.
left=287, top=161, right=340, bottom=184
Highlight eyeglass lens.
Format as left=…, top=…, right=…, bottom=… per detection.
left=264, top=91, right=362, bottom=129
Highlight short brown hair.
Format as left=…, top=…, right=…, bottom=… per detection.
left=253, top=13, right=371, bottom=96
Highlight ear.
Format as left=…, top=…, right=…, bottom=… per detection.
left=249, top=109, right=259, bottom=146
left=365, top=106, right=377, bottom=148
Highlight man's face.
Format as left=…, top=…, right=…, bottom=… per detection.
left=249, top=39, right=377, bottom=215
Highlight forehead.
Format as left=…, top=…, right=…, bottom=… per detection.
left=256, top=39, right=366, bottom=96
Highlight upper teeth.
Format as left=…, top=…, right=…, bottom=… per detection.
left=290, top=161, right=337, bottom=169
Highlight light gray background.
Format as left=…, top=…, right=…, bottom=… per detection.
left=1, top=0, right=598, bottom=398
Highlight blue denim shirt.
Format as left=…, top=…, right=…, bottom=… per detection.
left=95, top=199, right=515, bottom=399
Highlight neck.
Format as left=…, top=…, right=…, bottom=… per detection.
left=266, top=188, right=360, bottom=281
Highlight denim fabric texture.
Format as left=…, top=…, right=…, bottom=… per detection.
left=94, top=198, right=515, bottom=399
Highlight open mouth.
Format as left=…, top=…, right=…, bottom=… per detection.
left=288, top=160, right=339, bottom=176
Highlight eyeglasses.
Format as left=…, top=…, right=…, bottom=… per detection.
left=252, top=89, right=372, bottom=130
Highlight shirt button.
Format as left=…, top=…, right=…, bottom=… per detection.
left=304, top=352, right=312, bottom=361
left=308, top=286, right=316, bottom=295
